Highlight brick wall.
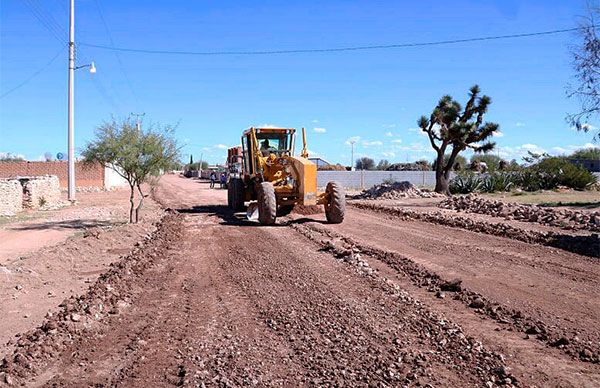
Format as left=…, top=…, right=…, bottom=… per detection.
left=0, top=161, right=104, bottom=188
left=0, top=179, right=23, bottom=216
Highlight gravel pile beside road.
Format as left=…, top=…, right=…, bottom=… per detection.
left=440, top=194, right=600, bottom=232
left=0, top=211, right=183, bottom=385
left=352, top=201, right=600, bottom=258
left=356, top=181, right=442, bottom=199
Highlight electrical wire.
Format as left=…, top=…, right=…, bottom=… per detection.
left=20, top=0, right=125, bottom=113
left=79, top=27, right=581, bottom=56
left=0, top=48, right=63, bottom=99
left=93, top=0, right=141, bottom=109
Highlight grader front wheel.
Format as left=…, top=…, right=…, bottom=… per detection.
left=324, top=181, right=345, bottom=224
left=257, top=182, right=277, bottom=225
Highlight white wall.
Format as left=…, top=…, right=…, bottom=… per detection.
left=104, top=166, right=129, bottom=189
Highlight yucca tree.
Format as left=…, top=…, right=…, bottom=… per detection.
left=418, top=85, right=499, bottom=194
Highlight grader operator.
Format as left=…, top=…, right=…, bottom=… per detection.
left=227, top=127, right=345, bottom=225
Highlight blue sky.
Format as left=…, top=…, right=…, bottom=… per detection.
left=0, top=0, right=597, bottom=165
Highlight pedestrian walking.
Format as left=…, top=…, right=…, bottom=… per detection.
left=209, top=171, right=217, bottom=189
left=220, top=172, right=227, bottom=189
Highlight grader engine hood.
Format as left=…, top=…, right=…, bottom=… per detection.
left=287, top=156, right=318, bottom=205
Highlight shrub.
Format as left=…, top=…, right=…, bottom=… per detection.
left=449, top=173, right=483, bottom=194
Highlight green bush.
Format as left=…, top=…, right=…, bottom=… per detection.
left=532, top=157, right=596, bottom=190
left=449, top=173, right=483, bottom=194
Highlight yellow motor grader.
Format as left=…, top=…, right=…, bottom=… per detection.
left=227, top=127, right=345, bottom=225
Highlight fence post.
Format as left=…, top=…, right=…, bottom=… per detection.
left=360, top=170, right=364, bottom=190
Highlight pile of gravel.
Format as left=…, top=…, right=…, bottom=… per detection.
left=439, top=194, right=600, bottom=232
left=358, top=181, right=441, bottom=200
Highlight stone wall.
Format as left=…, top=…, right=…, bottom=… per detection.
left=0, top=179, right=23, bottom=216
left=22, top=175, right=61, bottom=209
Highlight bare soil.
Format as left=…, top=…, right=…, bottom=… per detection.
left=1, top=175, right=599, bottom=387
left=0, top=188, right=162, bottom=359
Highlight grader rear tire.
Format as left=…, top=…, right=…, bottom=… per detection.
left=257, top=182, right=277, bottom=225
left=325, top=181, right=345, bottom=224
left=228, top=178, right=245, bottom=211
left=232, top=178, right=245, bottom=211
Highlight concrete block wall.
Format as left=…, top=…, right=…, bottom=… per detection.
left=0, top=179, right=23, bottom=216
left=317, top=170, right=452, bottom=189
left=23, top=175, right=61, bottom=209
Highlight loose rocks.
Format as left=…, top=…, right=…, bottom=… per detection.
left=439, top=194, right=600, bottom=232
left=357, top=181, right=442, bottom=200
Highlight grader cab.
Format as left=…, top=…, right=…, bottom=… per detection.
left=227, top=127, right=345, bottom=225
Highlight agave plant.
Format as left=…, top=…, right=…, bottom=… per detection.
left=449, top=173, right=483, bottom=194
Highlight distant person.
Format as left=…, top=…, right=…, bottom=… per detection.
left=209, top=171, right=217, bottom=188
left=220, top=172, right=227, bottom=189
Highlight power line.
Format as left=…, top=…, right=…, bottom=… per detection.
left=20, top=0, right=125, bottom=113
left=93, top=0, right=141, bottom=109
left=79, top=26, right=581, bottom=56
left=0, top=48, right=63, bottom=99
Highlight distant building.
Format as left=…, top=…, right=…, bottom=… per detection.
left=308, top=157, right=330, bottom=169
left=569, top=158, right=600, bottom=172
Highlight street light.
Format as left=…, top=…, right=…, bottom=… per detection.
left=350, top=140, right=356, bottom=171
left=67, top=0, right=96, bottom=203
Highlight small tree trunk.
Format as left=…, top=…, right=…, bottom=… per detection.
left=128, top=183, right=135, bottom=223
left=433, top=151, right=449, bottom=194
left=434, top=169, right=450, bottom=195
left=135, top=183, right=144, bottom=223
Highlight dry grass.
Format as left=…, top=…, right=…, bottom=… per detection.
left=482, top=190, right=600, bottom=209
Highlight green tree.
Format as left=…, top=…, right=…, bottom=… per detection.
left=568, top=6, right=600, bottom=139
left=569, top=147, right=600, bottom=160
left=419, top=85, right=499, bottom=194
left=376, top=159, right=391, bottom=170
left=355, top=157, right=375, bottom=170
left=82, top=117, right=180, bottom=223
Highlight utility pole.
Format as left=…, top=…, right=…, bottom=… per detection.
left=132, top=112, right=145, bottom=132
left=67, top=0, right=75, bottom=202
left=350, top=140, right=356, bottom=171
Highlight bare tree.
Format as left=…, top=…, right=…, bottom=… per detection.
left=419, top=85, right=499, bottom=194
left=82, top=117, right=180, bottom=223
left=568, top=3, right=600, bottom=139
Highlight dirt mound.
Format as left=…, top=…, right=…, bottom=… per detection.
left=439, top=194, right=600, bottom=232
left=357, top=181, right=441, bottom=199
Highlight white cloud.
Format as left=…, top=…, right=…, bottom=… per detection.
left=493, top=131, right=504, bottom=138
left=311, top=119, right=319, bottom=123
left=313, top=127, right=327, bottom=133
left=392, top=139, right=402, bottom=144
left=515, top=122, right=526, bottom=127
left=363, top=140, right=383, bottom=147
left=256, top=123, right=279, bottom=128
left=382, top=151, right=396, bottom=158
left=385, top=131, right=393, bottom=137
left=345, top=136, right=361, bottom=146
left=581, top=123, right=597, bottom=131
left=497, top=143, right=546, bottom=161
left=521, top=143, right=540, bottom=150
left=215, top=144, right=228, bottom=149
left=0, top=152, right=25, bottom=160
left=382, top=124, right=397, bottom=129
left=407, top=127, right=420, bottom=132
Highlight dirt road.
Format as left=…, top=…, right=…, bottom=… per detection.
left=2, top=175, right=599, bottom=387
